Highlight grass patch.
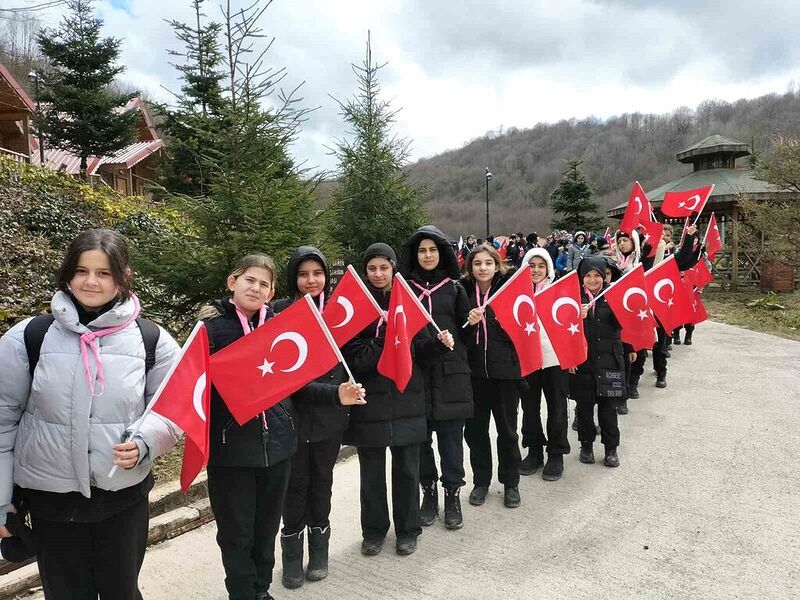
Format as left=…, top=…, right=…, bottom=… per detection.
left=704, top=290, right=800, bottom=340
left=152, top=438, right=185, bottom=486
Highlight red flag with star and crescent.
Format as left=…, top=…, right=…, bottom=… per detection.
left=377, top=273, right=431, bottom=393
left=619, top=181, right=650, bottom=235
left=684, top=260, right=714, bottom=290
left=323, top=265, right=384, bottom=348
left=209, top=295, right=340, bottom=425
left=643, top=257, right=695, bottom=332
left=660, top=185, right=714, bottom=218
left=602, top=265, right=657, bottom=352
left=704, top=212, right=723, bottom=261
left=534, top=271, right=587, bottom=369
left=149, top=321, right=211, bottom=492
left=486, top=265, right=542, bottom=377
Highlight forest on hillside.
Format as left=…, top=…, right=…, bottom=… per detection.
left=408, top=89, right=800, bottom=237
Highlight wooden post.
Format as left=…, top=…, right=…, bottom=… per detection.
left=127, top=168, right=134, bottom=196
left=731, top=205, right=739, bottom=291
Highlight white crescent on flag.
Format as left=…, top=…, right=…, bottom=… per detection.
left=270, top=331, right=309, bottom=373
left=633, top=196, right=642, bottom=215
left=679, top=194, right=702, bottom=210
left=622, top=287, right=648, bottom=312
left=512, top=294, right=536, bottom=327
left=192, top=372, right=207, bottom=422
left=653, top=279, right=675, bottom=304
left=331, top=296, right=354, bottom=329
left=551, top=297, right=581, bottom=326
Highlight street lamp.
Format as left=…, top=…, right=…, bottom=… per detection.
left=485, top=167, right=493, bottom=238
left=27, top=71, right=45, bottom=165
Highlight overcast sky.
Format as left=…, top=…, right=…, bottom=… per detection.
left=6, top=0, right=800, bottom=172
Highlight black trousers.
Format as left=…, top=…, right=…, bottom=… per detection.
left=465, top=378, right=522, bottom=488
left=358, top=444, right=422, bottom=542
left=282, top=436, right=341, bottom=535
left=673, top=324, right=695, bottom=336
left=576, top=393, right=620, bottom=448
left=33, top=497, right=148, bottom=600
left=631, top=326, right=668, bottom=381
left=208, top=462, right=290, bottom=600
left=419, top=418, right=466, bottom=490
left=520, top=366, right=571, bottom=455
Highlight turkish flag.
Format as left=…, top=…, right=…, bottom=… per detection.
left=660, top=185, right=714, bottom=218
left=619, top=181, right=650, bottom=234
left=150, top=321, right=211, bottom=492
left=690, top=290, right=709, bottom=325
left=210, top=295, right=340, bottom=425
left=639, top=220, right=664, bottom=258
left=486, top=266, right=542, bottom=377
left=377, top=273, right=431, bottom=392
left=644, top=257, right=696, bottom=332
left=684, top=260, right=714, bottom=290
left=705, top=212, right=723, bottom=261
left=534, top=271, right=587, bottom=369
left=603, top=264, right=657, bottom=351
left=323, top=265, right=384, bottom=347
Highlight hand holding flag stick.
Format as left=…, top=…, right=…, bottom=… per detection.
left=394, top=273, right=454, bottom=351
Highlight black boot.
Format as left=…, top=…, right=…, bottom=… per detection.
left=684, top=332, right=693, bottom=345
left=628, top=378, right=640, bottom=399
left=579, top=442, right=595, bottom=464
left=503, top=486, right=521, bottom=508
left=468, top=485, right=488, bottom=506
left=280, top=531, right=305, bottom=589
left=541, top=453, right=564, bottom=481
left=443, top=488, right=463, bottom=530
left=305, top=526, right=330, bottom=582
left=419, top=482, right=438, bottom=526
left=656, top=373, right=667, bottom=388
left=571, top=414, right=579, bottom=432
left=360, top=538, right=384, bottom=556
left=396, top=537, right=417, bottom=556
left=603, top=446, right=620, bottom=468
left=672, top=331, right=682, bottom=345
left=519, top=446, right=544, bottom=475
left=255, top=593, right=274, bottom=600
left=617, top=399, right=629, bottom=415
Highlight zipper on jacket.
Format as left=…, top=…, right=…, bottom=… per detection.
left=260, top=411, right=270, bottom=467
left=221, top=418, right=235, bottom=445
left=278, top=403, right=295, bottom=430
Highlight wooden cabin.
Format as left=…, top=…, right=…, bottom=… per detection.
left=0, top=62, right=34, bottom=163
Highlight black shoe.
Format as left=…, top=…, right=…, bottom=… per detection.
left=503, top=486, right=521, bottom=508
left=673, top=333, right=682, bottom=345
left=468, top=485, right=489, bottom=506
left=519, top=448, right=544, bottom=475
left=603, top=446, right=620, bottom=468
left=665, top=348, right=672, bottom=358
left=361, top=538, right=384, bottom=556
left=579, top=442, right=595, bottom=464
left=280, top=531, right=305, bottom=589
left=684, top=334, right=693, bottom=345
left=571, top=416, right=579, bottom=432
left=443, top=488, right=463, bottom=530
left=656, top=375, right=667, bottom=388
left=306, top=526, right=330, bottom=581
left=255, top=593, right=274, bottom=600
left=595, top=424, right=601, bottom=435
left=629, top=384, right=640, bottom=399
left=419, top=482, right=438, bottom=526
left=396, top=537, right=417, bottom=556
left=617, top=399, right=629, bottom=415
left=541, top=454, right=564, bottom=481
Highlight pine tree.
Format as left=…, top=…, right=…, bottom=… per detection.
left=550, top=159, right=605, bottom=232
left=329, top=33, right=427, bottom=264
left=35, top=0, right=137, bottom=176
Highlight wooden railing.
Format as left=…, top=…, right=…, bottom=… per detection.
left=0, top=146, right=30, bottom=163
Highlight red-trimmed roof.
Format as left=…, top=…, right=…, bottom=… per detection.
left=90, top=139, right=164, bottom=174
left=0, top=62, right=35, bottom=113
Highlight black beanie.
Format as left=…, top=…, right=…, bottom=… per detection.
left=578, top=256, right=607, bottom=281
left=362, top=243, right=398, bottom=272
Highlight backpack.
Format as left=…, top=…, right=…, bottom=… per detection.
left=23, top=314, right=160, bottom=378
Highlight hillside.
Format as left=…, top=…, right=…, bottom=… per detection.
left=406, top=89, right=800, bottom=237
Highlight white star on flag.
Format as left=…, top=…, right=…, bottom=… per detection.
left=524, top=322, right=536, bottom=335
left=567, top=322, right=580, bottom=335
left=257, top=359, right=275, bottom=377
left=394, top=336, right=402, bottom=347
left=637, top=309, right=649, bottom=321
left=667, top=298, right=674, bottom=307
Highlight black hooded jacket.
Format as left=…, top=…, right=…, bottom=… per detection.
left=400, top=226, right=473, bottom=421
left=271, top=246, right=349, bottom=443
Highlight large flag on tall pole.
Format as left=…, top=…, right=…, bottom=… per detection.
left=533, top=271, right=587, bottom=369
left=323, top=265, right=384, bottom=347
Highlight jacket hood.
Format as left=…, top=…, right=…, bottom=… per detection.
left=577, top=256, right=608, bottom=280
left=399, top=225, right=460, bottom=280
left=362, top=243, right=398, bottom=274
left=286, top=246, right=330, bottom=298
left=521, top=248, right=555, bottom=283
left=573, top=231, right=587, bottom=243
left=614, top=228, right=641, bottom=266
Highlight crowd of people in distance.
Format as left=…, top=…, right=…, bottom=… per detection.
left=0, top=220, right=710, bottom=600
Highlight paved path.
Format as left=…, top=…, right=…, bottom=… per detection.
left=41, top=321, right=800, bottom=599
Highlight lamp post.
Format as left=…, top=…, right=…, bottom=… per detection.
left=27, top=71, right=45, bottom=165
left=484, top=167, right=493, bottom=238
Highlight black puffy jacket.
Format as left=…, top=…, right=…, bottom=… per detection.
left=461, top=272, right=522, bottom=381
left=341, top=282, right=429, bottom=448
left=272, top=246, right=349, bottom=443
left=400, top=226, right=473, bottom=420
left=204, top=299, right=297, bottom=468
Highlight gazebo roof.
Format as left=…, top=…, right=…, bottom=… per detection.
left=676, top=134, right=751, bottom=163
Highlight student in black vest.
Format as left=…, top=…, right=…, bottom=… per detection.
left=272, top=247, right=365, bottom=589
left=462, top=244, right=524, bottom=508
left=399, top=226, right=472, bottom=530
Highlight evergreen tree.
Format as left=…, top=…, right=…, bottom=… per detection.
left=330, top=34, right=427, bottom=264
left=550, top=159, right=605, bottom=232
left=159, top=0, right=227, bottom=196
left=36, top=0, right=137, bottom=176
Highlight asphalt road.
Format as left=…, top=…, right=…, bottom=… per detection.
left=36, top=320, right=800, bottom=599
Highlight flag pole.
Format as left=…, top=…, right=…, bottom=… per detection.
left=108, top=320, right=205, bottom=478
left=461, top=265, right=533, bottom=327
left=345, top=264, right=384, bottom=317
left=304, top=295, right=359, bottom=384
left=701, top=212, right=715, bottom=245
left=394, top=273, right=454, bottom=350
left=691, top=184, right=714, bottom=225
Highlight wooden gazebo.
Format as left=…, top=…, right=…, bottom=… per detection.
left=607, top=135, right=800, bottom=290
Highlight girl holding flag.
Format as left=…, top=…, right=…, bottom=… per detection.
left=0, top=229, right=181, bottom=599
left=462, top=245, right=524, bottom=508
left=518, top=248, right=571, bottom=481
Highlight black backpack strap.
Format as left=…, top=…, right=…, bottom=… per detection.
left=135, top=318, right=160, bottom=374
left=23, top=315, right=55, bottom=378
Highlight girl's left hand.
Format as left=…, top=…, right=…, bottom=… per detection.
left=112, top=441, right=140, bottom=470
left=580, top=304, right=589, bottom=319
left=628, top=352, right=637, bottom=363
left=437, top=329, right=455, bottom=350
left=339, top=381, right=367, bottom=406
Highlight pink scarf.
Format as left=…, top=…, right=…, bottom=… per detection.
left=410, top=279, right=451, bottom=314
left=474, top=282, right=491, bottom=347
